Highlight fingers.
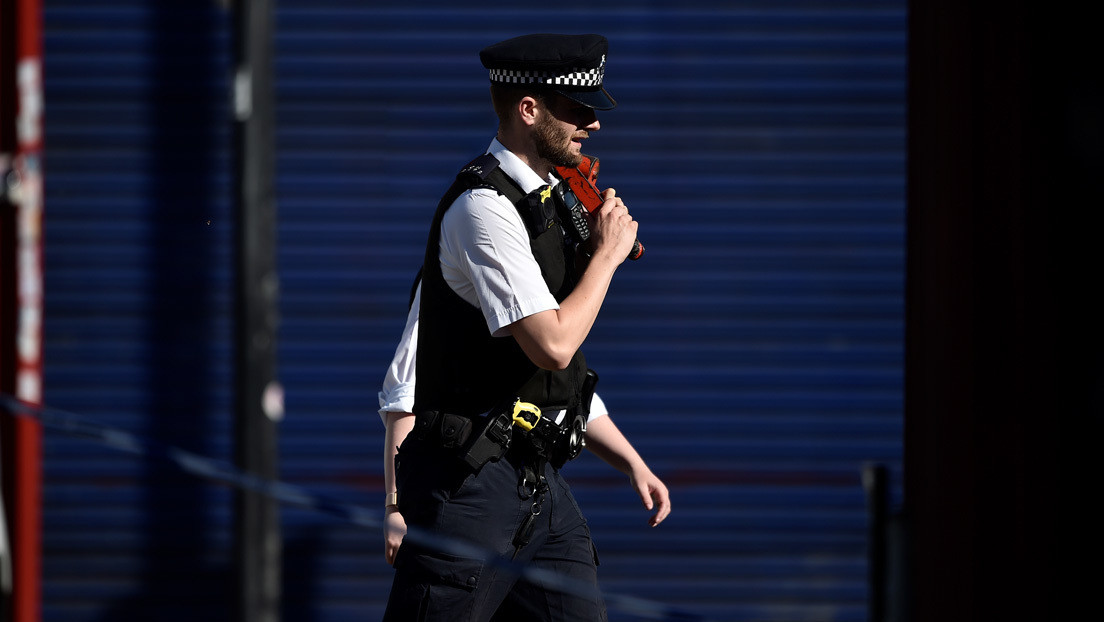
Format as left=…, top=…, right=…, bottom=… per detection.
left=600, top=193, right=626, bottom=212
left=637, top=477, right=671, bottom=527
left=384, top=508, right=407, bottom=565
left=385, top=533, right=405, bottom=566
left=597, top=187, right=626, bottom=212
left=634, top=481, right=652, bottom=511
left=589, top=190, right=637, bottom=262
left=649, top=485, right=671, bottom=527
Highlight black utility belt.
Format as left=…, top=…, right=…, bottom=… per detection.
left=413, top=400, right=588, bottom=472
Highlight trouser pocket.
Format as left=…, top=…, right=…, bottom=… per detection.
left=385, top=542, right=485, bottom=622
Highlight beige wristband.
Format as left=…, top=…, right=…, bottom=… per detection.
left=385, top=492, right=398, bottom=508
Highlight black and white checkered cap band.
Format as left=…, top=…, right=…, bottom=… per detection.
left=489, top=56, right=606, bottom=88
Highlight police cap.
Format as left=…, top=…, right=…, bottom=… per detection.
left=479, top=33, right=617, bottom=110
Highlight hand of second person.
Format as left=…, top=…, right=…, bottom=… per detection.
left=384, top=506, right=407, bottom=565
left=630, top=466, right=671, bottom=527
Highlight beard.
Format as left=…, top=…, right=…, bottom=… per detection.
left=533, top=110, right=584, bottom=168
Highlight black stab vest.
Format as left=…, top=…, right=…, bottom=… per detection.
left=413, top=153, right=588, bottom=417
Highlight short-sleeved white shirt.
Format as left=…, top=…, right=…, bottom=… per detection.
left=438, top=139, right=560, bottom=337
left=378, top=139, right=608, bottom=424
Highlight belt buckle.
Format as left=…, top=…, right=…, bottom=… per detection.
left=511, top=400, right=542, bottom=432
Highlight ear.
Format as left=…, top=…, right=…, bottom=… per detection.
left=517, top=96, right=540, bottom=127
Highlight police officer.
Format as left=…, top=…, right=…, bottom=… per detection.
left=380, top=33, right=670, bottom=621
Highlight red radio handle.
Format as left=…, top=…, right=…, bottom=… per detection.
left=555, top=155, right=644, bottom=261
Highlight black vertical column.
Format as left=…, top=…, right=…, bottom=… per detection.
left=906, top=2, right=1101, bottom=621
left=862, top=463, right=888, bottom=622
left=232, top=0, right=280, bottom=621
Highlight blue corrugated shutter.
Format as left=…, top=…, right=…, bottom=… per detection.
left=40, top=2, right=236, bottom=620
left=41, top=2, right=904, bottom=621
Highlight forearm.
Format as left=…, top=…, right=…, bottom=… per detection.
left=584, top=415, right=648, bottom=476
left=509, top=253, right=619, bottom=369
left=586, top=414, right=671, bottom=526
left=509, top=186, right=638, bottom=370
left=383, top=411, right=416, bottom=499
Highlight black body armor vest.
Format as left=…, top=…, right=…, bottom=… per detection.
left=413, top=154, right=588, bottom=417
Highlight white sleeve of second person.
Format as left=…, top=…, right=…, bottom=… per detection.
left=377, top=284, right=420, bottom=423
left=376, top=283, right=609, bottom=424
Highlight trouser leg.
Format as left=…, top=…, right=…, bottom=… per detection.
left=383, top=438, right=529, bottom=621
left=492, top=464, right=607, bottom=622
left=491, top=521, right=606, bottom=622
left=383, top=439, right=604, bottom=622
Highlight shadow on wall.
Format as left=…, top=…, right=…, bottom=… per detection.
left=93, top=4, right=229, bottom=619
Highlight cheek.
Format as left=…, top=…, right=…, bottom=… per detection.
left=573, top=109, right=597, bottom=128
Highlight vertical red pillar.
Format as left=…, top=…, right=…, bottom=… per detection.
left=1, top=0, right=44, bottom=620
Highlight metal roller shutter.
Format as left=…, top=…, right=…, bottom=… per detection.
left=40, top=1, right=235, bottom=620
left=40, top=1, right=905, bottom=620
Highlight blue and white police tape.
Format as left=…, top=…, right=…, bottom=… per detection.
left=0, top=395, right=710, bottom=622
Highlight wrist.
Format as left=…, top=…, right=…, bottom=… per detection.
left=587, top=246, right=626, bottom=272
left=385, top=492, right=398, bottom=508
left=627, top=459, right=650, bottom=477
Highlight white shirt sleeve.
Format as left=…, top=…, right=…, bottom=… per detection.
left=439, top=187, right=559, bottom=337
left=587, top=393, right=609, bottom=422
left=377, top=284, right=420, bottom=423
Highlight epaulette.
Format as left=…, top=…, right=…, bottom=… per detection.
left=455, top=153, right=504, bottom=194
left=452, top=152, right=534, bottom=232
left=457, top=153, right=500, bottom=183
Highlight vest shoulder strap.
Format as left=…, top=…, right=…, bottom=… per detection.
left=455, top=153, right=527, bottom=207
left=453, top=153, right=554, bottom=240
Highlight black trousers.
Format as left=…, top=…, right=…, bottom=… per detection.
left=383, top=436, right=607, bottom=622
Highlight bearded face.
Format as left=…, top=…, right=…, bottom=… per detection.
left=532, top=100, right=584, bottom=169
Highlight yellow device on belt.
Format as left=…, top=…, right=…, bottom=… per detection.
left=511, top=400, right=542, bottom=431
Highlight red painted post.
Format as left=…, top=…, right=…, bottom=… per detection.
left=1, top=0, right=44, bottom=619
